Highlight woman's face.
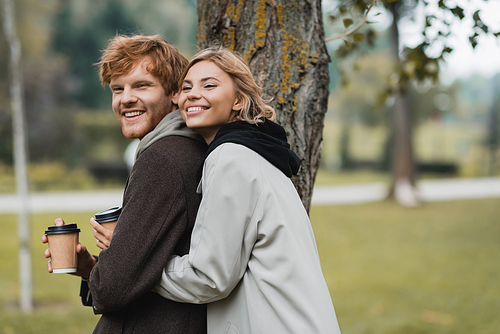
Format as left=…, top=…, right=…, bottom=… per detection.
left=178, top=60, right=242, bottom=144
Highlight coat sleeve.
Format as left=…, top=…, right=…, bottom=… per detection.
left=153, top=143, right=262, bottom=304
left=88, top=141, right=197, bottom=313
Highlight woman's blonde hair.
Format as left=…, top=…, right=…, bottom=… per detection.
left=180, top=46, right=276, bottom=124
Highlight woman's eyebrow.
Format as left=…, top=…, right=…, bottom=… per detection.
left=200, top=76, right=220, bottom=83
left=183, top=76, right=220, bottom=84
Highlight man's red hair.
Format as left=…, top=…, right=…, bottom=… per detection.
left=98, top=35, right=188, bottom=94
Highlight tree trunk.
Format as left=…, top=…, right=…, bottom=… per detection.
left=487, top=77, right=500, bottom=176
left=2, top=0, right=33, bottom=312
left=196, top=0, right=330, bottom=212
left=387, top=3, right=418, bottom=207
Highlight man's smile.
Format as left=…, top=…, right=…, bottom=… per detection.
left=124, top=111, right=145, bottom=118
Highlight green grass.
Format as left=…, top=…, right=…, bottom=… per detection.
left=1, top=198, right=499, bottom=333
left=311, top=198, right=500, bottom=334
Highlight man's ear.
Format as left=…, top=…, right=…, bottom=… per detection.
left=171, top=90, right=180, bottom=105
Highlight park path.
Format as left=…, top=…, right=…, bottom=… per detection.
left=311, top=176, right=500, bottom=205
left=1, top=177, right=500, bottom=214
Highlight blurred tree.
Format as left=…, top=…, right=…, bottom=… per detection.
left=122, top=0, right=196, bottom=55
left=328, top=51, right=393, bottom=169
left=52, top=0, right=136, bottom=109
left=51, top=0, right=197, bottom=109
left=1, top=0, right=197, bottom=166
left=196, top=0, right=330, bottom=212
left=486, top=74, right=500, bottom=175
left=0, top=0, right=78, bottom=164
left=324, top=0, right=499, bottom=206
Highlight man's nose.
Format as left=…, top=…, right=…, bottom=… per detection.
left=121, top=87, right=138, bottom=105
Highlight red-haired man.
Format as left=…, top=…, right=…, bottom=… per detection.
left=43, top=35, right=207, bottom=333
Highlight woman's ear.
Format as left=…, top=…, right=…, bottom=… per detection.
left=233, top=97, right=243, bottom=111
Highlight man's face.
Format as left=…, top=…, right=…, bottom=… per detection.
left=110, top=58, right=178, bottom=139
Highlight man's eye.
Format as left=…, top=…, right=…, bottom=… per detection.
left=112, top=88, right=123, bottom=93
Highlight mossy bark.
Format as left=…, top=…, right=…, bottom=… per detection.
left=197, top=0, right=330, bottom=212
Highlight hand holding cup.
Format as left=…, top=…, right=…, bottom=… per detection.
left=89, top=218, right=114, bottom=251
left=42, top=218, right=97, bottom=278
left=92, top=206, right=121, bottom=250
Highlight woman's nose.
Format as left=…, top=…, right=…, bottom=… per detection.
left=187, top=86, right=201, bottom=100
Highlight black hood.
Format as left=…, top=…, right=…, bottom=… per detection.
left=197, top=119, right=300, bottom=182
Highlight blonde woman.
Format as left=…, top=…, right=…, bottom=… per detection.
left=151, top=47, right=341, bottom=334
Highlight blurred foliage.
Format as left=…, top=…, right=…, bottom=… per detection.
left=322, top=71, right=500, bottom=177
left=0, top=0, right=196, bottom=169
left=0, top=162, right=123, bottom=193
left=48, top=0, right=196, bottom=109
left=328, top=51, right=393, bottom=127
left=1, top=0, right=498, bottom=183
left=323, top=0, right=500, bottom=177
left=324, top=0, right=500, bottom=100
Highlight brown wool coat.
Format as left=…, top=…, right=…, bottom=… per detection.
left=81, top=134, right=207, bottom=333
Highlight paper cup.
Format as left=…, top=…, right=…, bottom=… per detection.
left=45, top=224, right=81, bottom=274
left=95, top=206, right=122, bottom=231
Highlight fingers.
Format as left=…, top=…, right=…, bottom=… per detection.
left=94, top=231, right=110, bottom=249
left=44, top=248, right=51, bottom=259
left=90, top=218, right=113, bottom=249
left=89, top=218, right=104, bottom=233
left=54, top=218, right=65, bottom=226
left=76, top=243, right=87, bottom=254
left=96, top=239, right=108, bottom=251
left=42, top=218, right=64, bottom=244
left=47, top=259, right=53, bottom=273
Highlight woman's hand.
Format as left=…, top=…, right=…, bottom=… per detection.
left=89, top=218, right=113, bottom=251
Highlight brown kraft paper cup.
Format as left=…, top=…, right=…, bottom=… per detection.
left=100, top=221, right=117, bottom=231
left=45, top=224, right=81, bottom=274
left=95, top=206, right=121, bottom=231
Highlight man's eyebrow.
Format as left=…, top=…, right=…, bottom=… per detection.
left=134, top=79, right=155, bottom=85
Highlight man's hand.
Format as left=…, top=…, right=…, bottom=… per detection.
left=42, top=218, right=97, bottom=279
left=89, top=218, right=113, bottom=251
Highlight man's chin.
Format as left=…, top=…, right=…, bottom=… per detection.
left=122, top=129, right=147, bottom=140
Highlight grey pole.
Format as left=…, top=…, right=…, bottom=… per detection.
left=2, top=0, right=33, bottom=312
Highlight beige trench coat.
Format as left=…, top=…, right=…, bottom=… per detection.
left=154, top=143, right=341, bottom=334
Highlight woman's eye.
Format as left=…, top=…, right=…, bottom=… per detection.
left=182, top=86, right=192, bottom=91
left=204, top=84, right=217, bottom=89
